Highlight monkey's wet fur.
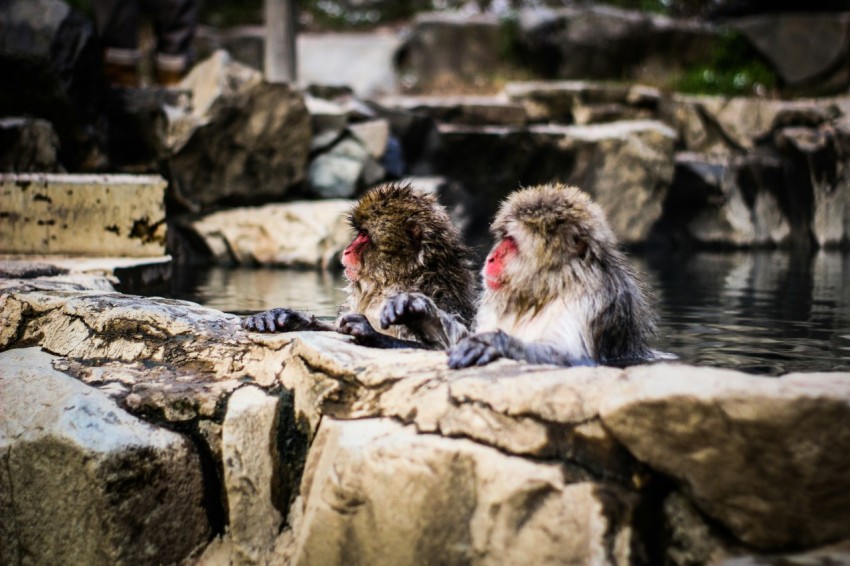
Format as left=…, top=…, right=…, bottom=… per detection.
left=242, top=183, right=476, bottom=350
left=447, top=183, right=659, bottom=369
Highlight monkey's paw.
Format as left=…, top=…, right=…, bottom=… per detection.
left=337, top=313, right=381, bottom=345
left=447, top=331, right=509, bottom=369
left=380, top=292, right=435, bottom=329
left=242, top=308, right=312, bottom=333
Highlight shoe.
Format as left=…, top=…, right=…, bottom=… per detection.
left=155, top=52, right=188, bottom=87
left=103, top=48, right=140, bottom=87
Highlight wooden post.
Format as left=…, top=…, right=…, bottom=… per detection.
left=265, top=0, right=297, bottom=83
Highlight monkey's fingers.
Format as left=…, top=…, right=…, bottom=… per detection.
left=381, top=292, right=430, bottom=329
left=381, top=293, right=410, bottom=328
left=448, top=340, right=485, bottom=369
left=242, top=313, right=267, bottom=332
left=338, top=313, right=376, bottom=338
left=259, top=311, right=278, bottom=332
left=473, top=346, right=502, bottom=366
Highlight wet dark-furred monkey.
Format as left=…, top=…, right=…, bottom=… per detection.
left=242, top=183, right=476, bottom=349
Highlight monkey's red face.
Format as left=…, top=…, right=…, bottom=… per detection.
left=342, top=232, right=370, bottom=281
left=483, top=236, right=517, bottom=290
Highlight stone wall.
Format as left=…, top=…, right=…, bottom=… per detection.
left=2, top=274, right=849, bottom=565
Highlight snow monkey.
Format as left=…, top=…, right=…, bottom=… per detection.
left=446, top=183, right=657, bottom=369
left=242, top=183, right=476, bottom=350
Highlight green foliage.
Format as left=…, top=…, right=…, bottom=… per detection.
left=200, top=0, right=264, bottom=27
left=672, top=31, right=777, bottom=95
left=601, top=0, right=671, bottom=14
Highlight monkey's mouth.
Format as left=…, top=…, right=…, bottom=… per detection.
left=484, top=275, right=503, bottom=290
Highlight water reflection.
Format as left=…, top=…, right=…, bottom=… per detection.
left=170, top=265, right=348, bottom=319
left=167, top=251, right=850, bottom=375
left=638, top=250, right=850, bottom=375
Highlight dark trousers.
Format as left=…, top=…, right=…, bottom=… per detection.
left=93, top=0, right=198, bottom=59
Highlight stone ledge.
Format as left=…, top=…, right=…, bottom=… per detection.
left=0, top=173, right=167, bottom=257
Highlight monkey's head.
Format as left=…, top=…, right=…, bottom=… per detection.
left=342, top=183, right=473, bottom=308
left=483, top=184, right=617, bottom=309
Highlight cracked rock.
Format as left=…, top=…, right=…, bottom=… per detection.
left=0, top=347, right=210, bottom=565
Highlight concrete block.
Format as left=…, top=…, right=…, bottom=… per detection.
left=0, top=173, right=167, bottom=256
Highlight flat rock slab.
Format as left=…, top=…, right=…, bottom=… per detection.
left=184, top=199, right=353, bottom=267
left=291, top=417, right=638, bottom=566
left=0, top=347, right=210, bottom=565
left=376, top=95, right=527, bottom=126
left=600, top=363, right=850, bottom=550
left=0, top=173, right=167, bottom=256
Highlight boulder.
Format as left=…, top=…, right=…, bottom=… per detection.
left=717, top=539, right=850, bottom=566
left=0, top=117, right=62, bottom=172
left=661, top=94, right=844, bottom=155
left=729, top=13, right=850, bottom=93
left=376, top=95, right=527, bottom=126
left=600, top=363, right=850, bottom=549
left=0, top=286, right=290, bottom=387
left=0, top=173, right=168, bottom=257
left=347, top=118, right=389, bottom=155
left=307, top=136, right=372, bottom=198
left=0, top=0, right=104, bottom=170
left=4, top=282, right=850, bottom=562
left=290, top=417, right=640, bottom=565
left=504, top=81, right=660, bottom=125
left=176, top=199, right=354, bottom=268
left=663, top=492, right=745, bottom=566
left=657, top=152, right=794, bottom=247
left=516, top=5, right=718, bottom=83
left=219, top=386, right=284, bottom=564
left=774, top=119, right=850, bottom=247
left=165, top=51, right=311, bottom=211
left=395, top=12, right=505, bottom=92
left=0, top=347, right=210, bottom=565
left=431, top=120, right=676, bottom=245
left=305, top=95, right=348, bottom=151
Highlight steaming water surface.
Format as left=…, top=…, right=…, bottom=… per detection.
left=169, top=250, right=850, bottom=376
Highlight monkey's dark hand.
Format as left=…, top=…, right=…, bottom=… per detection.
left=447, top=330, right=513, bottom=369
left=242, top=308, right=326, bottom=333
left=337, top=313, right=383, bottom=346
left=380, top=292, right=436, bottom=329
left=338, top=313, right=432, bottom=349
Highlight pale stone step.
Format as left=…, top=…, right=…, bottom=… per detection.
left=0, top=173, right=167, bottom=257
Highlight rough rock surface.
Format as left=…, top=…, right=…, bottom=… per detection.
left=432, top=120, right=676, bottom=244
left=178, top=199, right=354, bottom=268
left=0, top=347, right=210, bottom=565
left=165, top=51, right=311, bottom=211
left=395, top=12, right=504, bottom=92
left=2, top=279, right=849, bottom=564
left=291, top=417, right=638, bottom=566
left=213, top=386, right=285, bottom=565
left=600, top=363, right=850, bottom=549
left=504, top=81, right=660, bottom=125
left=0, top=287, right=290, bottom=388
left=661, top=94, right=847, bottom=156
left=516, top=5, right=718, bottom=83
left=377, top=95, right=528, bottom=127
left=730, top=13, right=850, bottom=92
left=307, top=136, right=372, bottom=198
